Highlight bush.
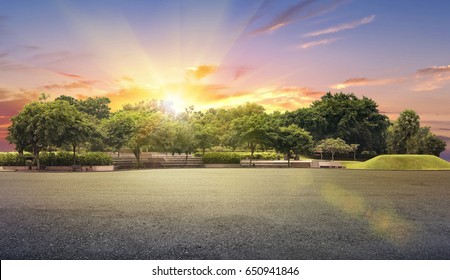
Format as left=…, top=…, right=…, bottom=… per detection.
left=0, top=153, right=26, bottom=166
left=202, top=152, right=242, bottom=164
left=78, top=152, right=113, bottom=166
left=40, top=152, right=73, bottom=166
left=0, top=152, right=112, bottom=166
left=202, top=152, right=277, bottom=164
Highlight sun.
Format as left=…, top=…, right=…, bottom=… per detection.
left=164, top=92, right=187, bottom=113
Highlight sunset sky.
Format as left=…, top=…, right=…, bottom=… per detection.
left=1, top=0, right=450, bottom=159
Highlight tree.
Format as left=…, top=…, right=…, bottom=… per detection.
left=272, top=124, right=313, bottom=166
left=45, top=101, right=96, bottom=164
left=231, top=113, right=273, bottom=166
left=102, top=111, right=136, bottom=157
left=285, top=92, right=390, bottom=154
left=7, top=102, right=48, bottom=168
left=349, top=144, right=360, bottom=161
left=127, top=111, right=164, bottom=168
left=6, top=112, right=30, bottom=156
left=316, top=138, right=351, bottom=161
left=189, top=112, right=219, bottom=154
left=77, top=97, right=111, bottom=119
left=170, top=122, right=197, bottom=165
left=405, top=127, right=446, bottom=156
left=387, top=110, right=421, bottom=154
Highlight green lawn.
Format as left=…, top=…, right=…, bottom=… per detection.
left=345, top=154, right=450, bottom=170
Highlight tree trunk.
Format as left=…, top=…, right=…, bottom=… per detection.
left=133, top=148, right=142, bottom=169
left=118, top=150, right=120, bottom=157
left=287, top=152, right=291, bottom=167
left=33, top=146, right=40, bottom=169
left=185, top=152, right=188, bottom=166
left=353, top=151, right=356, bottom=161
left=331, top=152, right=335, bottom=161
left=72, top=144, right=77, bottom=165
left=250, top=143, right=255, bottom=167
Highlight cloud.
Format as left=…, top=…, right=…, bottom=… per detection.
left=299, top=38, right=338, bottom=49
left=413, top=64, right=450, bottom=92
left=210, top=86, right=324, bottom=111
left=0, top=88, right=9, bottom=97
left=249, top=0, right=349, bottom=35
left=416, top=65, right=450, bottom=75
left=121, top=76, right=134, bottom=83
left=251, top=86, right=324, bottom=111
left=304, top=14, right=376, bottom=37
left=233, top=66, right=253, bottom=81
left=58, top=72, right=83, bottom=79
left=43, top=82, right=92, bottom=90
left=0, top=96, right=33, bottom=116
left=186, top=65, right=218, bottom=80
left=251, top=0, right=318, bottom=35
left=331, top=77, right=401, bottom=89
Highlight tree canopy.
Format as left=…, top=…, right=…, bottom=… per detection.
left=387, top=110, right=446, bottom=156
left=285, top=92, right=390, bottom=154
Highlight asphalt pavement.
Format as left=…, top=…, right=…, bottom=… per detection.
left=1, top=169, right=449, bottom=259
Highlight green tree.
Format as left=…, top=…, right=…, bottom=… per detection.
left=272, top=124, right=313, bottom=166
left=231, top=113, right=273, bottom=166
left=7, top=102, right=48, bottom=167
left=48, top=101, right=96, bottom=164
left=387, top=110, right=421, bottom=154
left=316, top=138, right=351, bottom=161
left=349, top=144, right=360, bottom=161
left=127, top=111, right=164, bottom=168
left=170, top=122, right=197, bottom=165
left=406, top=127, right=446, bottom=156
left=6, top=112, right=30, bottom=156
left=78, top=97, right=111, bottom=119
left=285, top=92, right=390, bottom=153
left=102, top=111, right=136, bottom=157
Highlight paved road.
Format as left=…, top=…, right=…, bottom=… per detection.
left=1, top=169, right=450, bottom=259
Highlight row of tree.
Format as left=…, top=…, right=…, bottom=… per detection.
left=6, top=92, right=446, bottom=168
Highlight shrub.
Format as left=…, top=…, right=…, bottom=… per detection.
left=202, top=152, right=242, bottom=164
left=78, top=152, right=113, bottom=166
left=202, top=152, right=277, bottom=164
left=40, top=152, right=73, bottom=166
left=0, top=152, right=26, bottom=166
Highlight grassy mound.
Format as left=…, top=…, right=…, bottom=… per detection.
left=346, top=155, right=450, bottom=170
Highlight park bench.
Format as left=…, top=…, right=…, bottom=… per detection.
left=71, top=165, right=82, bottom=171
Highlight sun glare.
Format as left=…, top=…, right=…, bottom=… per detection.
left=164, top=92, right=186, bottom=113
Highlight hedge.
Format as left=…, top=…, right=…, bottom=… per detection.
left=0, top=152, right=113, bottom=166
left=0, top=153, right=27, bottom=166
left=202, top=152, right=277, bottom=164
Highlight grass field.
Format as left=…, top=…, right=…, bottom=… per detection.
left=1, top=168, right=450, bottom=259
left=344, top=155, right=450, bottom=170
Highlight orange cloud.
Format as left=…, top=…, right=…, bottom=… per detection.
left=205, top=86, right=324, bottom=111
left=186, top=65, right=218, bottom=80
left=43, top=81, right=92, bottom=90
left=101, top=86, right=165, bottom=111
left=416, top=65, right=450, bottom=75
left=413, top=65, right=450, bottom=91
left=332, top=77, right=401, bottom=89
